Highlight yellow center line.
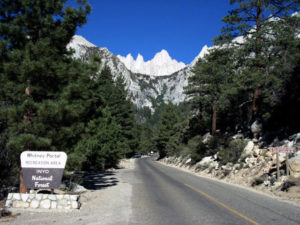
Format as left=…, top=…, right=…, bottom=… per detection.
left=185, top=184, right=260, bottom=225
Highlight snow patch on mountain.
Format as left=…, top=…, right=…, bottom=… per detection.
left=117, top=50, right=186, bottom=76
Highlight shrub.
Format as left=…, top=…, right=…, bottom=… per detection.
left=218, top=139, right=247, bottom=165
left=206, top=134, right=229, bottom=156
left=188, top=135, right=207, bottom=164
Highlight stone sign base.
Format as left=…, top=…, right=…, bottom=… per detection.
left=5, top=193, right=80, bottom=210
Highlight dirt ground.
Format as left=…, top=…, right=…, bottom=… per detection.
left=0, top=159, right=135, bottom=225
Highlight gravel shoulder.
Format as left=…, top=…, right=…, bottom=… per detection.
left=1, top=159, right=135, bottom=225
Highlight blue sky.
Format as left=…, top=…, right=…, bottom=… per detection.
left=73, top=0, right=233, bottom=64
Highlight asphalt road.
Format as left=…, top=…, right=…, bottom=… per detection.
left=125, top=157, right=300, bottom=225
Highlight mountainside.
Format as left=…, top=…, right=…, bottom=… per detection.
left=68, top=35, right=204, bottom=109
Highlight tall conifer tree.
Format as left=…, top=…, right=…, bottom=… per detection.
left=185, top=48, right=236, bottom=134
left=214, top=0, right=300, bottom=122
left=0, top=0, right=92, bottom=188
left=154, top=102, right=182, bottom=158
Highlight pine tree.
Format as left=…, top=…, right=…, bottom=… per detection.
left=214, top=0, right=300, bottom=122
left=154, top=102, right=183, bottom=158
left=138, top=123, right=155, bottom=155
left=96, top=66, right=137, bottom=158
left=0, top=0, right=92, bottom=188
left=73, top=107, right=122, bottom=170
left=185, top=47, right=236, bottom=134
left=111, top=75, right=138, bottom=157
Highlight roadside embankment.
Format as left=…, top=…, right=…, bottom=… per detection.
left=159, top=140, right=300, bottom=205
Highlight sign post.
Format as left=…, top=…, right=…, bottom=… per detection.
left=20, top=151, right=67, bottom=189
left=269, top=147, right=296, bottom=181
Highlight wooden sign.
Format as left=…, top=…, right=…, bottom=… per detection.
left=269, top=147, right=296, bottom=153
left=20, top=151, right=67, bottom=189
left=269, top=147, right=296, bottom=180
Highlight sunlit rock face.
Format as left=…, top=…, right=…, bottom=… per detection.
left=117, top=49, right=186, bottom=76
left=68, top=35, right=209, bottom=109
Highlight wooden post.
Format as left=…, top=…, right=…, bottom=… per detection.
left=19, top=168, right=27, bottom=193
left=276, top=152, right=280, bottom=181
left=286, top=152, right=289, bottom=177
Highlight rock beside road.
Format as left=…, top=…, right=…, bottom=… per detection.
left=289, top=155, right=300, bottom=178
left=161, top=137, right=300, bottom=204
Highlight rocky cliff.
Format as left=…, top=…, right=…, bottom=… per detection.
left=68, top=35, right=203, bottom=109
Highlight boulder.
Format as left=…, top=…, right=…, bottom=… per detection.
left=51, top=201, right=57, bottom=209
left=251, top=120, right=262, bottom=135
left=70, top=195, right=79, bottom=201
left=21, top=194, right=29, bottom=202
left=289, top=132, right=300, bottom=142
left=209, top=161, right=219, bottom=170
left=284, top=140, right=294, bottom=148
left=71, top=201, right=80, bottom=209
left=30, top=200, right=40, bottom=209
left=262, top=149, right=272, bottom=158
left=232, top=133, right=244, bottom=139
left=5, top=200, right=12, bottom=208
left=185, top=158, right=192, bottom=165
left=12, top=193, right=21, bottom=200
left=221, top=165, right=232, bottom=172
left=13, top=201, right=29, bottom=208
left=288, top=155, right=300, bottom=178
left=202, top=133, right=213, bottom=144
left=197, top=156, right=214, bottom=169
left=251, top=120, right=262, bottom=140
left=287, top=132, right=300, bottom=151
left=40, top=199, right=51, bottom=209
left=245, top=157, right=256, bottom=165
left=48, top=195, right=57, bottom=201
left=73, top=184, right=87, bottom=193
left=240, top=141, right=254, bottom=161
left=272, top=153, right=285, bottom=163
left=253, top=146, right=261, bottom=157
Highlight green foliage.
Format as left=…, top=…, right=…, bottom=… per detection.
left=138, top=123, right=155, bottom=155
left=185, top=47, right=237, bottom=133
left=214, top=0, right=300, bottom=45
left=135, top=106, right=152, bottom=123
left=154, top=102, right=183, bottom=158
left=184, top=1, right=300, bottom=139
left=165, top=119, right=189, bottom=156
left=0, top=0, right=137, bottom=193
left=214, top=0, right=300, bottom=125
left=188, top=135, right=207, bottom=164
left=69, top=66, right=137, bottom=169
left=75, top=108, right=123, bottom=170
left=0, top=0, right=92, bottom=190
left=218, top=139, right=247, bottom=165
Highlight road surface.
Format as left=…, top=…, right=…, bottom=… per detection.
left=126, top=157, right=300, bottom=225
left=3, top=157, right=300, bottom=225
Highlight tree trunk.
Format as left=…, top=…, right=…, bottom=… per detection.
left=252, top=88, right=261, bottom=116
left=212, top=99, right=217, bottom=134
left=252, top=0, right=262, bottom=118
left=20, top=80, right=31, bottom=193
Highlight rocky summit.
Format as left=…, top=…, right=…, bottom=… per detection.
left=68, top=35, right=210, bottom=109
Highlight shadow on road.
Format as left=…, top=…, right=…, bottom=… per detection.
left=82, top=171, right=119, bottom=190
